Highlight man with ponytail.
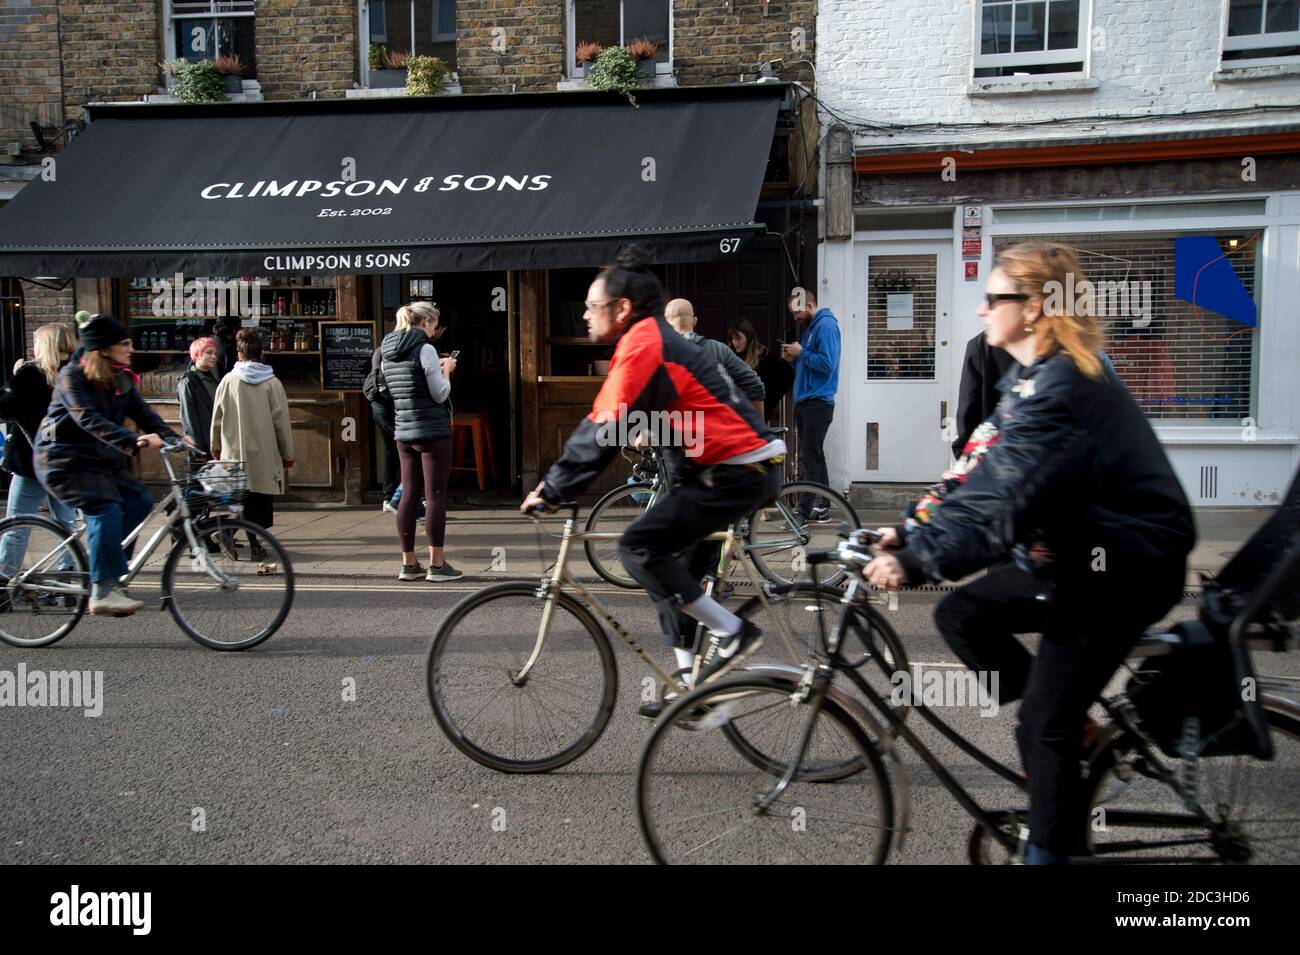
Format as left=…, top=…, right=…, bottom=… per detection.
left=522, top=249, right=786, bottom=698
left=863, top=242, right=1194, bottom=864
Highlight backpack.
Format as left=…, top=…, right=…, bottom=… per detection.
left=363, top=350, right=391, bottom=405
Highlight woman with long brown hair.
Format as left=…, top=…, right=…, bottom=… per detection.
left=727, top=319, right=791, bottom=425
left=864, top=242, right=1195, bottom=864
left=33, top=315, right=180, bottom=616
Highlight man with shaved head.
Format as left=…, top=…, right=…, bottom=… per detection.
left=664, top=298, right=764, bottom=417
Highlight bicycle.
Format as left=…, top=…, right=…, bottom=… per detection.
left=635, top=527, right=1300, bottom=864
left=425, top=502, right=910, bottom=774
left=0, top=441, right=294, bottom=651
left=583, top=443, right=861, bottom=589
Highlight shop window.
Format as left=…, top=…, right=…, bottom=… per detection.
left=991, top=232, right=1261, bottom=422
left=169, top=1, right=257, bottom=79
left=366, top=0, right=458, bottom=76
left=568, top=0, right=673, bottom=77
left=973, top=0, right=1087, bottom=78
left=1223, top=0, right=1300, bottom=65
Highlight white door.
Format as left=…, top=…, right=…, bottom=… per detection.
left=849, top=241, right=955, bottom=483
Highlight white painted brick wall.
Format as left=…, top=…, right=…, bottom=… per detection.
left=817, top=0, right=1300, bottom=147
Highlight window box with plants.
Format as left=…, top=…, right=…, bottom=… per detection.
left=214, top=54, right=245, bottom=93
left=626, top=37, right=659, bottom=73
left=574, top=41, right=603, bottom=78
left=368, top=43, right=409, bottom=88
left=163, top=59, right=227, bottom=104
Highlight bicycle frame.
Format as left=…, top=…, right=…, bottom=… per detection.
left=9, top=449, right=235, bottom=598
left=514, top=507, right=806, bottom=694
left=757, top=568, right=1298, bottom=862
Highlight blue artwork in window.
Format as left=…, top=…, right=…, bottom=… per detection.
left=1173, top=235, right=1257, bottom=327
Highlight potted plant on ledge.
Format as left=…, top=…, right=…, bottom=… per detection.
left=406, top=55, right=448, bottom=95
left=575, top=41, right=603, bottom=78
left=172, top=60, right=226, bottom=104
left=587, top=46, right=646, bottom=105
left=213, top=54, right=244, bottom=93
left=626, top=36, right=659, bottom=74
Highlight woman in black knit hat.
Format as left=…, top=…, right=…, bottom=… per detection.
left=33, top=314, right=180, bottom=617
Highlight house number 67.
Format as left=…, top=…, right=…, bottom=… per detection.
left=719, top=238, right=741, bottom=253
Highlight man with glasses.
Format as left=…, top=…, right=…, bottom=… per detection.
left=521, top=252, right=786, bottom=702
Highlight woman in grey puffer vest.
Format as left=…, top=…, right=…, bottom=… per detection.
left=379, top=301, right=460, bottom=581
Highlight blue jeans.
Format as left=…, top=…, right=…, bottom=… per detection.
left=0, top=475, right=77, bottom=578
left=81, top=486, right=155, bottom=585
left=390, top=484, right=425, bottom=519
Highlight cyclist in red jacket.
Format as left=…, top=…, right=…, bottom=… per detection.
left=522, top=251, right=786, bottom=691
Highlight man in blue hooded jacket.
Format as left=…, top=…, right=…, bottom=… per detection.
left=781, top=287, right=841, bottom=520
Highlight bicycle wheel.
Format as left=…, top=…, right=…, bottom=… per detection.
left=1083, top=700, right=1300, bottom=863
left=584, top=482, right=658, bottom=588
left=745, top=481, right=859, bottom=587
left=161, top=516, right=293, bottom=651
left=636, top=674, right=895, bottom=864
left=0, top=515, right=89, bottom=648
left=427, top=582, right=618, bottom=773
left=727, top=584, right=909, bottom=781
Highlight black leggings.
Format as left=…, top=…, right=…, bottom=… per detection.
left=934, top=562, right=1184, bottom=856
left=396, top=438, right=451, bottom=551
left=619, top=462, right=781, bottom=649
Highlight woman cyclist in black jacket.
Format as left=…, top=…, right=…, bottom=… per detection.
left=864, top=242, right=1195, bottom=864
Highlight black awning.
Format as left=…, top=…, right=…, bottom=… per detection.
left=0, top=85, right=784, bottom=276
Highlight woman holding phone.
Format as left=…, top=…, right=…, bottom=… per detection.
left=380, top=302, right=460, bottom=581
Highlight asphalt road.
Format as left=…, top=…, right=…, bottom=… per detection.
left=1, top=576, right=1295, bottom=864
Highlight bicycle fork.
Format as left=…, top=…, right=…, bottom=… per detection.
left=752, top=666, right=833, bottom=814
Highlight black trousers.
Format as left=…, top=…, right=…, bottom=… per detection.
left=619, top=461, right=781, bottom=650
left=795, top=399, right=833, bottom=515
left=370, top=401, right=400, bottom=500
left=935, top=562, right=1184, bottom=856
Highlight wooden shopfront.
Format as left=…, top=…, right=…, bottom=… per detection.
left=113, top=274, right=374, bottom=504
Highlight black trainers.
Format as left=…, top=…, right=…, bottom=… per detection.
left=398, top=561, right=426, bottom=581
left=425, top=561, right=463, bottom=582
left=696, top=620, right=765, bottom=685
left=810, top=506, right=831, bottom=523
left=638, top=700, right=667, bottom=719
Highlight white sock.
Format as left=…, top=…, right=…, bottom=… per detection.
left=681, top=594, right=741, bottom=638
left=673, top=647, right=695, bottom=673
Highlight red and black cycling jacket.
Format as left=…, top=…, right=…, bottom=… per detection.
left=541, top=315, right=776, bottom=503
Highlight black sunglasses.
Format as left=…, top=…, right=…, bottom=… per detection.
left=985, top=293, right=1030, bottom=308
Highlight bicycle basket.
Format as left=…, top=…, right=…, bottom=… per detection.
left=188, top=460, right=249, bottom=507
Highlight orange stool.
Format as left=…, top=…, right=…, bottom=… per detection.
left=450, top=412, right=497, bottom=491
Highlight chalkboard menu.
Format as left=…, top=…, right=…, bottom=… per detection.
left=319, top=322, right=374, bottom=392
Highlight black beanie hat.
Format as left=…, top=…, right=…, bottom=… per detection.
left=78, top=314, right=131, bottom=351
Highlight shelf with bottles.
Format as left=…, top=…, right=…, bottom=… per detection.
left=123, top=275, right=340, bottom=321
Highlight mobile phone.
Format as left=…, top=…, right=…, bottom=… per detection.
left=448, top=350, right=460, bottom=359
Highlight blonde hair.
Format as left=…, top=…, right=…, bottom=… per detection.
left=33, top=322, right=77, bottom=387
left=994, top=242, right=1105, bottom=380
left=396, top=301, right=441, bottom=331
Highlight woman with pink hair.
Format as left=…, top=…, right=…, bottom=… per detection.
left=178, top=336, right=221, bottom=458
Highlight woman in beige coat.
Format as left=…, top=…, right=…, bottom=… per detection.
left=210, top=328, right=294, bottom=560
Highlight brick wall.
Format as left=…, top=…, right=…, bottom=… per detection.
left=58, top=0, right=159, bottom=125
left=818, top=0, right=1300, bottom=149
left=17, top=282, right=76, bottom=358
left=254, top=1, right=356, bottom=99
left=0, top=0, right=63, bottom=157
left=673, top=0, right=815, bottom=87
left=456, top=1, right=566, bottom=93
